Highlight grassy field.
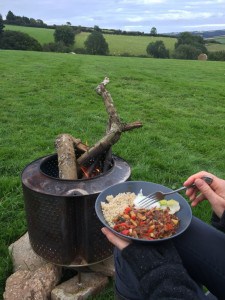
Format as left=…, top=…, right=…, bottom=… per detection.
left=1, top=50, right=225, bottom=298
left=4, top=24, right=55, bottom=44
left=206, top=42, right=225, bottom=52
left=213, top=36, right=225, bottom=44
left=75, top=31, right=176, bottom=56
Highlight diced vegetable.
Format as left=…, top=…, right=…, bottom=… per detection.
left=113, top=206, right=179, bottom=240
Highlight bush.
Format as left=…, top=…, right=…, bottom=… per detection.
left=173, top=44, right=202, bottom=60
left=73, top=47, right=87, bottom=54
left=42, top=41, right=72, bottom=53
left=208, top=51, right=225, bottom=61
left=146, top=40, right=169, bottom=58
left=0, top=30, right=42, bottom=51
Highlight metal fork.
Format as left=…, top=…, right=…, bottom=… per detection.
left=136, top=176, right=213, bottom=209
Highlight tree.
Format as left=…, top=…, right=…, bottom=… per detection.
left=0, top=14, right=5, bottom=35
left=175, top=32, right=208, bottom=59
left=146, top=40, right=169, bottom=58
left=93, top=25, right=101, bottom=32
left=173, top=44, right=201, bottom=60
left=54, top=25, right=75, bottom=46
left=6, top=10, right=16, bottom=23
left=150, top=27, right=157, bottom=36
left=84, top=30, right=109, bottom=55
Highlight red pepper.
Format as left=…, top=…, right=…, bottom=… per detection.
left=114, top=222, right=129, bottom=230
left=121, top=229, right=130, bottom=235
left=164, top=223, right=174, bottom=231
left=124, top=207, right=131, bottom=214
left=119, top=222, right=129, bottom=227
left=139, top=221, right=146, bottom=226
left=131, top=215, right=136, bottom=220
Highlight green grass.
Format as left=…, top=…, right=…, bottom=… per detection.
left=5, top=24, right=55, bottom=44
left=1, top=50, right=225, bottom=298
left=212, top=36, right=225, bottom=44
left=206, top=42, right=225, bottom=52
left=75, top=32, right=176, bottom=56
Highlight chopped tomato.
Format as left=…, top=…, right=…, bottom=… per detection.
left=124, top=207, right=131, bottom=214
left=121, top=229, right=130, bottom=235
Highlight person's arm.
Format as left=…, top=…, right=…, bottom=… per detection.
left=184, top=171, right=225, bottom=231
left=211, top=211, right=225, bottom=232
left=102, top=228, right=204, bottom=299
left=121, top=242, right=203, bottom=300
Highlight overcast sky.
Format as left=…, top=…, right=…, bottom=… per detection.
left=1, top=0, right=225, bottom=34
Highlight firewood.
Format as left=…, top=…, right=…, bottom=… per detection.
left=55, top=78, right=143, bottom=178
left=55, top=134, right=78, bottom=179
left=77, top=78, right=142, bottom=165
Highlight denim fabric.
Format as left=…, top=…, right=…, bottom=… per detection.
left=174, top=216, right=225, bottom=299
left=114, top=247, right=142, bottom=300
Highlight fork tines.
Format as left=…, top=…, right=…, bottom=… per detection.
left=138, top=196, right=158, bottom=208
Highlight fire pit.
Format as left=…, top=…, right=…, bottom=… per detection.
left=21, top=153, right=131, bottom=266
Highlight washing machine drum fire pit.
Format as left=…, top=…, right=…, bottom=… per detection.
left=21, top=153, right=131, bottom=266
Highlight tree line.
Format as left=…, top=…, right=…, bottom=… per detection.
left=3, top=10, right=48, bottom=28
left=1, top=10, right=171, bottom=37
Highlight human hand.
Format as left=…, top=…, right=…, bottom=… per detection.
left=184, top=171, right=225, bottom=218
left=101, top=227, right=131, bottom=250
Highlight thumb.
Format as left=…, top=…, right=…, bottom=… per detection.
left=195, top=178, right=216, bottom=203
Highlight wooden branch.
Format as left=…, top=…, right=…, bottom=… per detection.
left=55, top=77, right=143, bottom=178
left=71, top=137, right=89, bottom=152
left=77, top=78, right=143, bottom=165
left=123, top=121, right=143, bottom=131
left=55, top=134, right=78, bottom=179
left=96, top=78, right=121, bottom=129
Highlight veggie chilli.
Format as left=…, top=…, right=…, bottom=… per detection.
left=112, top=206, right=179, bottom=240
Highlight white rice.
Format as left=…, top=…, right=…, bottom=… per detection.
left=101, top=192, right=136, bottom=227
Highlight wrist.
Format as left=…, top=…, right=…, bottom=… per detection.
left=211, top=210, right=225, bottom=233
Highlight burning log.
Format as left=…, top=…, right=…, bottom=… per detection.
left=55, top=134, right=78, bottom=180
left=55, top=135, right=89, bottom=179
left=55, top=78, right=142, bottom=179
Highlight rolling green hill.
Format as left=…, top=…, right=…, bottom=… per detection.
left=5, top=24, right=176, bottom=56
left=4, top=24, right=225, bottom=55
left=75, top=31, right=176, bottom=56
left=5, top=25, right=55, bottom=44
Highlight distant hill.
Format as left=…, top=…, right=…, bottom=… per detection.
left=166, top=29, right=225, bottom=39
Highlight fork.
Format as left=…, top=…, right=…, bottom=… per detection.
left=136, top=176, right=213, bottom=209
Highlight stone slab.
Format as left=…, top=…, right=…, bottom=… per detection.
left=51, top=272, right=109, bottom=300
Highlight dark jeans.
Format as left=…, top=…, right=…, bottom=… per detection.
left=114, top=216, right=225, bottom=300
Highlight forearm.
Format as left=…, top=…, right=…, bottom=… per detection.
left=211, top=210, right=225, bottom=233
left=121, top=243, right=204, bottom=300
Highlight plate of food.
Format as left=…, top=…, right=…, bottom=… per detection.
left=95, top=181, right=192, bottom=242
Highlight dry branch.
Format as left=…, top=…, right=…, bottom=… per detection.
left=55, top=77, right=143, bottom=178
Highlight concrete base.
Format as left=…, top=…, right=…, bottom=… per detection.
left=51, top=272, right=109, bottom=300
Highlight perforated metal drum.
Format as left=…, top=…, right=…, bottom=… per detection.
left=21, top=153, right=131, bottom=266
